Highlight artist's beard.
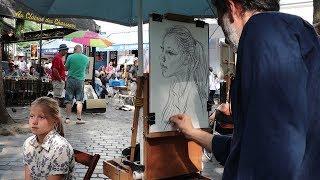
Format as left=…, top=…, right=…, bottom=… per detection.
left=221, top=14, right=241, bottom=52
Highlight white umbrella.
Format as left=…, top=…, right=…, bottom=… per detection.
left=41, top=39, right=82, bottom=53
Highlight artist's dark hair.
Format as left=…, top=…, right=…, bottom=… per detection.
left=31, top=97, right=64, bottom=137
left=212, top=0, right=280, bottom=17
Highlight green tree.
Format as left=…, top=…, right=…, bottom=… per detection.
left=0, top=20, right=13, bottom=123
left=0, top=43, right=13, bottom=124
left=17, top=20, right=56, bottom=49
left=0, top=20, right=57, bottom=124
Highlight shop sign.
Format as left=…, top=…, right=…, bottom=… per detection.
left=15, top=11, right=77, bottom=29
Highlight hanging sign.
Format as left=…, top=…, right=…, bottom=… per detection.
left=15, top=11, right=77, bottom=29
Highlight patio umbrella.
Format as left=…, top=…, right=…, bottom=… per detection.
left=16, top=0, right=216, bottom=26
left=17, top=0, right=217, bottom=74
left=64, top=30, right=112, bottom=48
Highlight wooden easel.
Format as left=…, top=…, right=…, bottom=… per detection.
left=103, top=74, right=209, bottom=179
left=104, top=13, right=211, bottom=179
left=103, top=76, right=145, bottom=180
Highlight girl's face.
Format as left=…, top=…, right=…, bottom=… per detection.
left=160, top=36, right=187, bottom=78
left=29, top=105, right=54, bottom=137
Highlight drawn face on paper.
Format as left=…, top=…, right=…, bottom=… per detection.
left=160, top=35, right=187, bottom=78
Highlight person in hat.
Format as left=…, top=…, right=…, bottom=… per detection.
left=6, top=62, right=21, bottom=77
left=51, top=44, right=68, bottom=105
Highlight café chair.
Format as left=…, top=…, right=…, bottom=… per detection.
left=4, top=78, right=20, bottom=106
left=74, top=149, right=100, bottom=180
left=118, top=88, right=135, bottom=106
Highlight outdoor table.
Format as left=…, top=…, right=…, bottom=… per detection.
left=4, top=77, right=53, bottom=106
left=109, top=79, right=126, bottom=87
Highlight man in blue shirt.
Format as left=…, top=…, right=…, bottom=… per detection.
left=170, top=0, right=320, bottom=179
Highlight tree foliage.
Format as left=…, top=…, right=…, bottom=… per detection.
left=16, top=20, right=57, bottom=49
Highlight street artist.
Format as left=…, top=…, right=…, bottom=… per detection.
left=170, top=0, right=320, bottom=179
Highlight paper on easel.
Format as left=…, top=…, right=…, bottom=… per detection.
left=149, top=18, right=209, bottom=132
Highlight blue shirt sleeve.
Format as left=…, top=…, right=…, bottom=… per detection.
left=212, top=135, right=232, bottom=165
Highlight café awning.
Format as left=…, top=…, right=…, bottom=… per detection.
left=0, top=0, right=98, bottom=31
left=2, top=28, right=76, bottom=43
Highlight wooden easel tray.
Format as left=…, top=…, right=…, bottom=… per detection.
left=162, top=172, right=211, bottom=180
left=103, top=158, right=132, bottom=180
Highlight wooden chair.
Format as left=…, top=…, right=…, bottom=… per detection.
left=118, top=85, right=135, bottom=106
left=74, top=149, right=100, bottom=180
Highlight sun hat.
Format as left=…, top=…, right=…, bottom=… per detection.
left=58, top=44, right=69, bottom=51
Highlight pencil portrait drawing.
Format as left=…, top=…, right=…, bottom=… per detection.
left=150, top=20, right=209, bottom=132
left=159, top=25, right=208, bottom=130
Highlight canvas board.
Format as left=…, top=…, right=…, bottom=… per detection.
left=149, top=18, right=209, bottom=132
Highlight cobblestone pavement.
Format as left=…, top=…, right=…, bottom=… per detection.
left=0, top=102, right=223, bottom=179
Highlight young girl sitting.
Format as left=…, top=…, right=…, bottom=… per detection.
left=23, top=97, right=75, bottom=179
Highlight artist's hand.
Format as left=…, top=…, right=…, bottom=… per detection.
left=169, top=114, right=195, bottom=139
left=208, top=111, right=216, bottom=126
left=217, top=103, right=231, bottom=115
left=209, top=103, right=231, bottom=121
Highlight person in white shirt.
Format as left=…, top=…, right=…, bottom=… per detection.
left=208, top=67, right=219, bottom=107
left=18, top=57, right=28, bottom=74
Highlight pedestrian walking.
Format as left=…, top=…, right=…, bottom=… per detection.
left=65, top=45, right=89, bottom=124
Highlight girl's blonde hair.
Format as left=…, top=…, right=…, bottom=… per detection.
left=31, top=97, right=64, bottom=137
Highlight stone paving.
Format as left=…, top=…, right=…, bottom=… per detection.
left=0, top=102, right=223, bottom=179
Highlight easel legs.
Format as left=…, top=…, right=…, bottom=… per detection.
left=129, top=76, right=144, bottom=162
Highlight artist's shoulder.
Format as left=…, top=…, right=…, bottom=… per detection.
left=245, top=12, right=307, bottom=33
left=250, top=12, right=303, bottom=24
left=241, top=12, right=307, bottom=43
